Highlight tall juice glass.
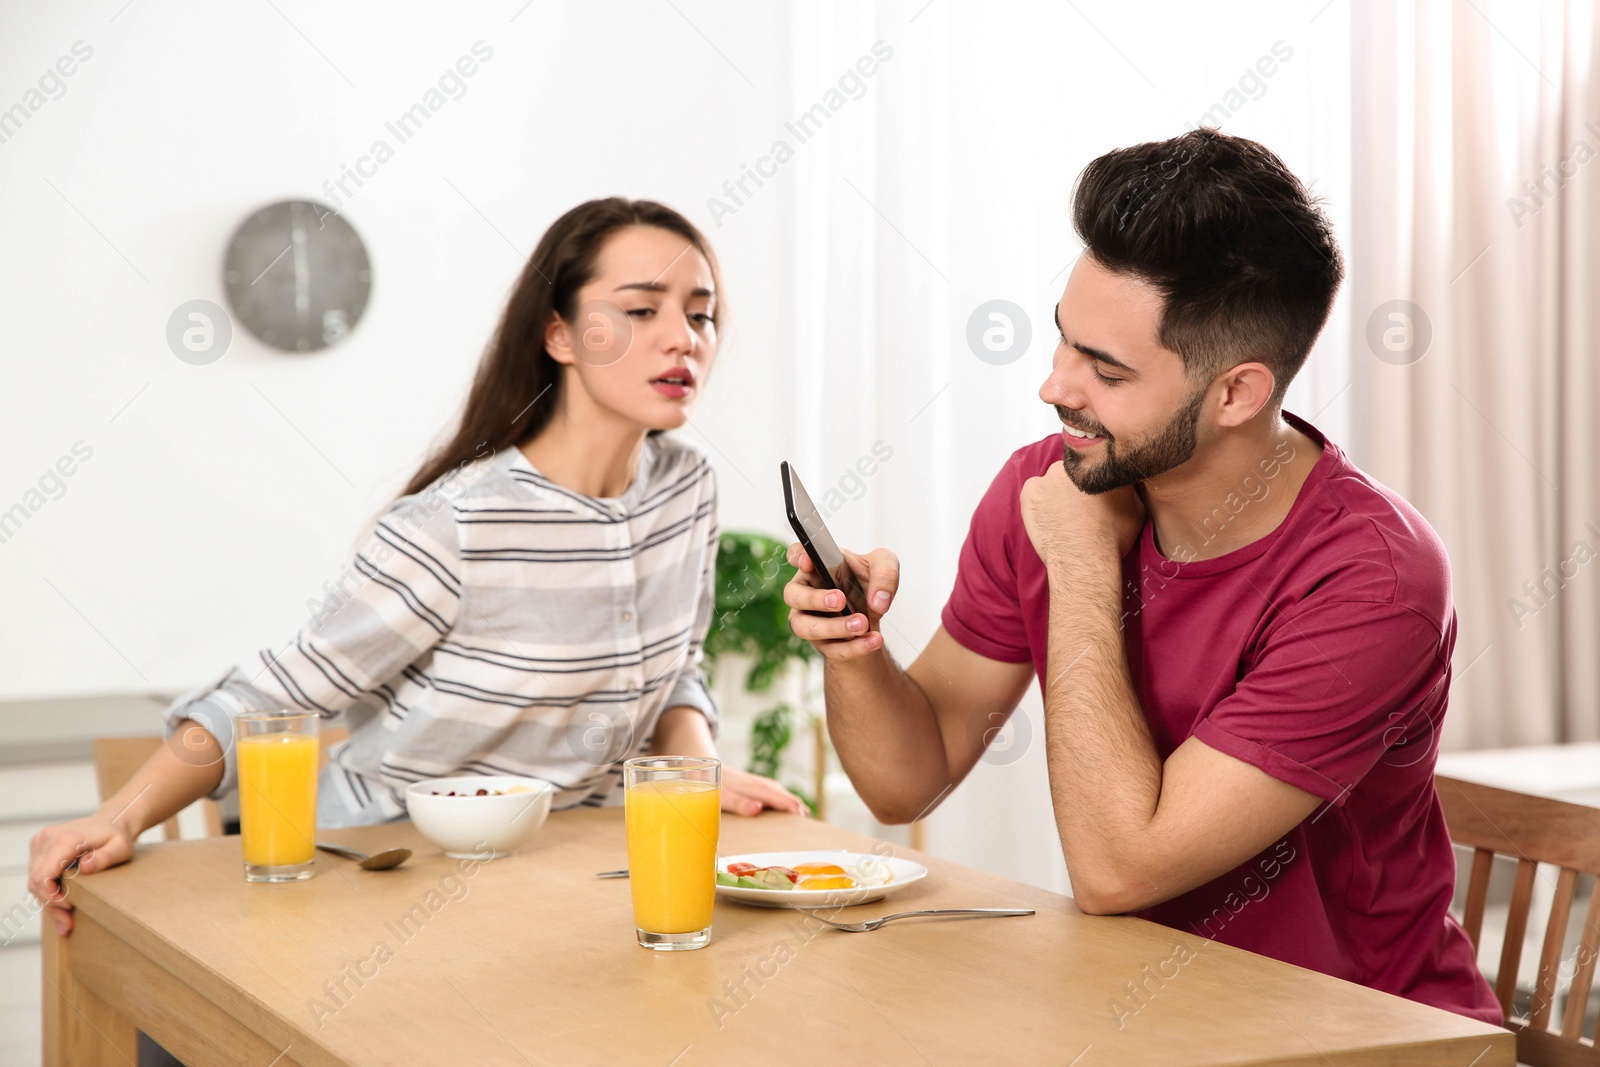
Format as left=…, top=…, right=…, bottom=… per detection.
left=624, top=756, right=720, bottom=950
left=237, top=710, right=319, bottom=883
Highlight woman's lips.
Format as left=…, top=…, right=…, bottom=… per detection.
left=652, top=367, right=694, bottom=399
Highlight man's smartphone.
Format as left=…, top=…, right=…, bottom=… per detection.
left=780, top=461, right=872, bottom=619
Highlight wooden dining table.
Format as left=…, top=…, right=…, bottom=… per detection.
left=43, top=808, right=1513, bottom=1066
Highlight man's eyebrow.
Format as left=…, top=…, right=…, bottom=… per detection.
left=1075, top=342, right=1139, bottom=377
left=1054, top=301, right=1140, bottom=378
left=614, top=281, right=715, bottom=298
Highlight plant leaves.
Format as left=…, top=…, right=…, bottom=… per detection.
left=704, top=532, right=823, bottom=803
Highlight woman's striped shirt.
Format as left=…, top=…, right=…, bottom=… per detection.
left=162, top=435, right=719, bottom=825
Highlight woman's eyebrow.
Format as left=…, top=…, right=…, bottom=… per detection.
left=613, top=281, right=715, bottom=298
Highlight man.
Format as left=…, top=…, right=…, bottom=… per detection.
left=783, top=128, right=1500, bottom=1025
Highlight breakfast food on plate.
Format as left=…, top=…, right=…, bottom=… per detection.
left=715, top=858, right=895, bottom=892
left=430, top=785, right=537, bottom=796
left=844, top=859, right=893, bottom=887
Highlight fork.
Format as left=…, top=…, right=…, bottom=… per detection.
left=793, top=907, right=1035, bottom=932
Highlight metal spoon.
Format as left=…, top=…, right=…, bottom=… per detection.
left=316, top=842, right=413, bottom=871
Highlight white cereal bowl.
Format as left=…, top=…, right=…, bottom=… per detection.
left=404, top=776, right=555, bottom=859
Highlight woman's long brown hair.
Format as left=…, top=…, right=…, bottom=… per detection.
left=398, top=198, right=723, bottom=500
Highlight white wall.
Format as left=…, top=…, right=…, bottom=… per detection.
left=0, top=0, right=1352, bottom=894
left=0, top=0, right=797, bottom=696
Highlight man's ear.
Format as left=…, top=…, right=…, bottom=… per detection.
left=544, top=313, right=576, bottom=367
left=1215, top=362, right=1276, bottom=427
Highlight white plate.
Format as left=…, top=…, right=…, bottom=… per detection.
left=716, top=850, right=928, bottom=908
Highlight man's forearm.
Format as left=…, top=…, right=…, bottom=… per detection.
left=1040, top=560, right=1166, bottom=910
left=824, top=649, right=949, bottom=824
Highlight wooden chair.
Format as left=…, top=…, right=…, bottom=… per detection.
left=92, top=728, right=347, bottom=838
left=1436, top=774, right=1600, bottom=1065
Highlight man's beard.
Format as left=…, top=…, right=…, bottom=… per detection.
left=1058, top=386, right=1207, bottom=495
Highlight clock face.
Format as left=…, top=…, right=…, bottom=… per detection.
left=223, top=200, right=371, bottom=353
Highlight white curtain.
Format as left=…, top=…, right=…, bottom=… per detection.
left=1351, top=0, right=1600, bottom=748
left=704, top=0, right=1600, bottom=894
left=761, top=0, right=1355, bottom=892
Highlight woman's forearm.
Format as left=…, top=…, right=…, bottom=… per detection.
left=101, top=719, right=227, bottom=835
left=650, top=705, right=718, bottom=758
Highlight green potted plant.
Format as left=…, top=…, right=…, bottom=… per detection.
left=703, top=531, right=824, bottom=814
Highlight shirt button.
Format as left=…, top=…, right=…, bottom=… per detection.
left=621, top=611, right=633, bottom=622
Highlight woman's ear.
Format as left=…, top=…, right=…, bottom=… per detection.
left=545, top=312, right=576, bottom=367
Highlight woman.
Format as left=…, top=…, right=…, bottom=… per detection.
left=30, top=198, right=801, bottom=936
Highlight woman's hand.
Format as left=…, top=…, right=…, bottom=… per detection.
left=28, top=814, right=139, bottom=937
left=649, top=706, right=809, bottom=816
left=720, top=767, right=808, bottom=817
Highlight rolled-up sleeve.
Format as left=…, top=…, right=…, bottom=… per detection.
left=161, top=668, right=282, bottom=798
left=662, top=482, right=720, bottom=737
left=664, top=667, right=719, bottom=738
left=163, top=491, right=462, bottom=798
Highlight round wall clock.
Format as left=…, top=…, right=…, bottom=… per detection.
left=223, top=200, right=371, bottom=352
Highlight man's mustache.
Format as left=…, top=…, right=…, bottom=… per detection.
left=1054, top=406, right=1109, bottom=438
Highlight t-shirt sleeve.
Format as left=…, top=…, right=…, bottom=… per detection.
left=940, top=459, right=1033, bottom=663
left=1191, top=597, right=1448, bottom=806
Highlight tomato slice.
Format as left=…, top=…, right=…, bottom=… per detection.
left=726, top=863, right=800, bottom=885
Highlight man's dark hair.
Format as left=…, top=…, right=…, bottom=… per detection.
left=1072, top=128, right=1344, bottom=404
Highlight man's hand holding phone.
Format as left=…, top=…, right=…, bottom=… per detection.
left=783, top=543, right=899, bottom=660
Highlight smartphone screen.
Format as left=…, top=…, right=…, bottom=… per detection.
left=781, top=462, right=872, bottom=618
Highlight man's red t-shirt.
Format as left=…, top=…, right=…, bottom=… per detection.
left=941, top=413, right=1500, bottom=1025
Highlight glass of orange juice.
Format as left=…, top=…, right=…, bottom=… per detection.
left=237, top=710, right=319, bottom=883
left=623, top=756, right=720, bottom=950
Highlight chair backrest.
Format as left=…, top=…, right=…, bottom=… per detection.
left=93, top=727, right=349, bottom=841
left=1436, top=774, right=1600, bottom=1066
